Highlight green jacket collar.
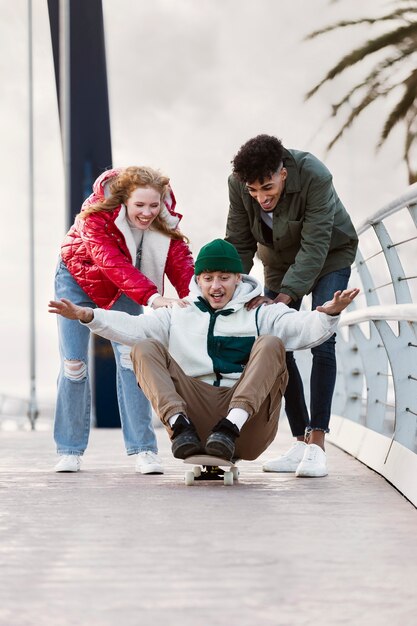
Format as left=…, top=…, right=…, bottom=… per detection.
left=282, top=148, right=301, bottom=194
left=195, top=297, right=234, bottom=317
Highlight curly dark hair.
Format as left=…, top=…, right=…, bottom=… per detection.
left=231, top=134, right=284, bottom=184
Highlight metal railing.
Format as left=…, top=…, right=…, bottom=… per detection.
left=330, top=184, right=417, bottom=505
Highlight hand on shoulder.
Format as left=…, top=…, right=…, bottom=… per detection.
left=151, top=296, right=190, bottom=309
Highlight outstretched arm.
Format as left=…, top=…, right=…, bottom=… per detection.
left=258, top=288, right=360, bottom=351
left=49, top=297, right=172, bottom=347
left=48, top=298, right=94, bottom=323
left=316, top=288, right=360, bottom=315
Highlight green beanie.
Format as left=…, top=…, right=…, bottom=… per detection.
left=194, top=239, right=243, bottom=275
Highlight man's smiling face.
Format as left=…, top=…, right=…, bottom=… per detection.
left=197, top=271, right=241, bottom=309
left=245, top=166, right=287, bottom=212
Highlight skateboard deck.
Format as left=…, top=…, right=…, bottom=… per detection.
left=183, top=455, right=239, bottom=486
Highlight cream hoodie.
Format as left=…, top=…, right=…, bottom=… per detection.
left=86, top=274, right=339, bottom=387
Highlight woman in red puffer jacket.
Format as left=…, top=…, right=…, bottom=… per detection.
left=53, top=166, right=194, bottom=475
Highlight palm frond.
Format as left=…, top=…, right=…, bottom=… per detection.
left=404, top=106, right=417, bottom=183
left=329, top=50, right=407, bottom=114
left=405, top=105, right=417, bottom=153
left=326, top=87, right=388, bottom=151
left=305, top=2, right=417, bottom=180
left=305, top=8, right=417, bottom=40
left=306, top=22, right=417, bottom=100
left=379, top=70, right=417, bottom=142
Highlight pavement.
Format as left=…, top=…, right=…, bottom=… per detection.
left=1, top=417, right=417, bottom=626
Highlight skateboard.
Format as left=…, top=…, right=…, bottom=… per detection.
left=183, top=455, right=239, bottom=486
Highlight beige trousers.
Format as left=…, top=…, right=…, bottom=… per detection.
left=131, top=335, right=288, bottom=460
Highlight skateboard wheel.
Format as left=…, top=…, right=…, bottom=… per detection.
left=231, top=467, right=239, bottom=480
left=223, top=471, right=233, bottom=486
left=193, top=466, right=201, bottom=478
left=185, top=471, right=195, bottom=486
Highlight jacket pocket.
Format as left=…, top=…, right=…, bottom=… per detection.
left=274, top=219, right=303, bottom=250
left=288, top=219, right=303, bottom=240
left=329, top=226, right=355, bottom=249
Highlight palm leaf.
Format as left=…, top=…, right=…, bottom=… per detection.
left=306, top=7, right=417, bottom=40
left=379, top=69, right=417, bottom=141
left=305, top=1, right=417, bottom=180
left=329, top=49, right=412, bottom=115
left=404, top=106, right=417, bottom=183
left=326, top=86, right=392, bottom=151
left=306, top=22, right=417, bottom=99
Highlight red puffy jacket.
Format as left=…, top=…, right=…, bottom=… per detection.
left=61, top=169, right=194, bottom=309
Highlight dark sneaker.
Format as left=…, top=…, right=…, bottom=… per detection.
left=171, top=415, right=202, bottom=459
left=205, top=417, right=240, bottom=461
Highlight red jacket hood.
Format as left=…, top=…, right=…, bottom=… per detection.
left=81, top=167, right=180, bottom=219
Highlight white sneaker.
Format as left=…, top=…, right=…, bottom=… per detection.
left=55, top=454, right=81, bottom=472
left=135, top=451, right=164, bottom=474
left=262, top=441, right=307, bottom=473
left=295, top=444, right=328, bottom=477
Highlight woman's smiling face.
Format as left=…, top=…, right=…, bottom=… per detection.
left=126, top=186, right=161, bottom=230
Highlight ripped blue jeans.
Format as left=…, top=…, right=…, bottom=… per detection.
left=53, top=259, right=156, bottom=455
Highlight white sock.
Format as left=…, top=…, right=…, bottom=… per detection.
left=168, top=413, right=189, bottom=427
left=227, top=408, right=249, bottom=430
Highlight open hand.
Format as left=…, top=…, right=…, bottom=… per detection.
left=245, top=295, right=274, bottom=310
left=316, top=288, right=360, bottom=316
left=152, top=296, right=190, bottom=309
left=48, top=298, right=94, bottom=323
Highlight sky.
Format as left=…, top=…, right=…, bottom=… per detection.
left=0, top=0, right=412, bottom=404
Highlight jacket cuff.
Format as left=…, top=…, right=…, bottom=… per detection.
left=278, top=286, right=300, bottom=301
left=147, top=293, right=162, bottom=308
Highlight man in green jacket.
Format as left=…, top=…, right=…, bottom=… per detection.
left=225, top=134, right=358, bottom=477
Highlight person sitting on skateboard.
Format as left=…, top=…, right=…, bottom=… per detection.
left=49, top=239, right=358, bottom=467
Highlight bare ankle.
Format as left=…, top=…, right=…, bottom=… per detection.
left=309, top=431, right=325, bottom=450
